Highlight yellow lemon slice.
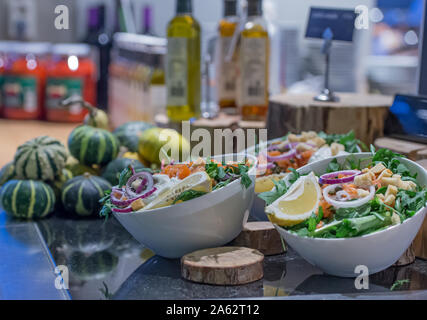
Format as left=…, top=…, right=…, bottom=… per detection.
left=265, top=172, right=321, bottom=227
left=143, top=171, right=212, bottom=210
left=255, top=173, right=288, bottom=193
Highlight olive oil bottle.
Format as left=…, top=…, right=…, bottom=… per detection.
left=238, top=0, right=269, bottom=121
left=216, top=0, right=239, bottom=111
left=166, top=0, right=201, bottom=121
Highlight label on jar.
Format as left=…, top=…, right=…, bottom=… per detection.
left=3, top=76, right=38, bottom=112
left=45, top=77, right=83, bottom=115
left=239, top=37, right=268, bottom=106
left=217, top=36, right=237, bottom=101
left=166, top=37, right=188, bottom=106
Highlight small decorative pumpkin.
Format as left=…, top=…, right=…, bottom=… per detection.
left=14, top=136, right=68, bottom=181
left=101, top=158, right=145, bottom=185
left=61, top=173, right=111, bottom=217
left=0, top=179, right=56, bottom=219
left=113, top=121, right=155, bottom=153
left=0, top=162, right=16, bottom=186
left=68, top=125, right=119, bottom=167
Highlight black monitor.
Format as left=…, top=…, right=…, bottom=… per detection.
left=305, top=7, right=356, bottom=42
left=384, top=94, right=427, bottom=144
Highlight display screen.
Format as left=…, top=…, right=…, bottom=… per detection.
left=385, top=94, right=427, bottom=140
left=305, top=7, right=356, bottom=42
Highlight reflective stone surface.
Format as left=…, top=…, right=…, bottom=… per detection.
left=1, top=210, right=427, bottom=300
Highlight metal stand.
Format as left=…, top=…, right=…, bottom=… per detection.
left=314, top=28, right=339, bottom=103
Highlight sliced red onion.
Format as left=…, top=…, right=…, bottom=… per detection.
left=319, top=170, right=361, bottom=185
left=126, top=172, right=153, bottom=198
left=257, top=162, right=275, bottom=170
left=135, top=179, right=147, bottom=194
left=323, top=184, right=375, bottom=208
left=111, top=187, right=157, bottom=207
left=266, top=149, right=297, bottom=162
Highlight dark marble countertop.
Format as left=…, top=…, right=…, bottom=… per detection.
left=1, top=211, right=427, bottom=300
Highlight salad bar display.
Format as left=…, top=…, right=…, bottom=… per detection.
left=0, top=107, right=426, bottom=296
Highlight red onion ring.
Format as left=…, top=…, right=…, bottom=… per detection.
left=126, top=172, right=154, bottom=198
left=319, top=170, right=361, bottom=185
left=266, top=148, right=297, bottom=162
left=111, top=187, right=157, bottom=207
left=323, top=184, right=375, bottom=208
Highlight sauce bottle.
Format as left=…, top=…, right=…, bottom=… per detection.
left=3, top=42, right=49, bottom=120
left=45, top=44, right=96, bottom=122
left=238, top=0, right=269, bottom=121
left=166, top=0, right=201, bottom=121
left=216, top=0, right=239, bottom=112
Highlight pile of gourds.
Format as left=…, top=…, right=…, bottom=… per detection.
left=0, top=98, right=189, bottom=220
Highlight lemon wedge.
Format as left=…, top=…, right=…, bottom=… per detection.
left=265, top=172, right=321, bottom=226
left=255, top=173, right=288, bottom=193
left=143, top=171, right=212, bottom=210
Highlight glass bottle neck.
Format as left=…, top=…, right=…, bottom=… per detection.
left=224, top=0, right=237, bottom=17
left=247, top=0, right=263, bottom=17
left=176, top=0, right=192, bottom=15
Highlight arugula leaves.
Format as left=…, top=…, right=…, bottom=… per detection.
left=258, top=179, right=288, bottom=205
left=173, top=190, right=207, bottom=204
left=205, top=159, right=252, bottom=190
left=318, top=130, right=366, bottom=153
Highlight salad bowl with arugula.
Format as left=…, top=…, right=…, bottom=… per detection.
left=247, top=130, right=365, bottom=221
left=259, top=148, right=427, bottom=277
left=103, top=153, right=256, bottom=258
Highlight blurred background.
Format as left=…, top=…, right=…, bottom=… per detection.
left=0, top=0, right=423, bottom=126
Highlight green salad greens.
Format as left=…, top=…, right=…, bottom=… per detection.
left=259, top=147, right=427, bottom=238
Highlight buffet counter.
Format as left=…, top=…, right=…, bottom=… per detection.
left=1, top=212, right=426, bottom=300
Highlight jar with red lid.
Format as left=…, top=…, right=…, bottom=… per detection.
left=2, top=42, right=50, bottom=120
left=45, top=44, right=97, bottom=122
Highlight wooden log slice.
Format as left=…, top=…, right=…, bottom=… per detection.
left=267, top=93, right=392, bottom=145
left=181, top=247, right=264, bottom=285
left=231, top=222, right=285, bottom=256
left=393, top=244, right=416, bottom=267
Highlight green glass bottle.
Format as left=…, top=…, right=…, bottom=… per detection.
left=166, top=0, right=201, bottom=121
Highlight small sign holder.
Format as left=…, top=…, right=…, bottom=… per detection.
left=305, top=7, right=357, bottom=103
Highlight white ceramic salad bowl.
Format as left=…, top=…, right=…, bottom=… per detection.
left=113, top=154, right=257, bottom=258
left=273, top=153, right=427, bottom=277
left=246, top=136, right=359, bottom=222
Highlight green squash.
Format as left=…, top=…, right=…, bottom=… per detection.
left=113, top=121, right=155, bottom=152
left=68, top=125, right=119, bottom=167
left=84, top=109, right=110, bottom=130
left=61, top=173, right=111, bottom=217
left=0, top=162, right=16, bottom=186
left=51, top=168, right=73, bottom=198
left=101, top=158, right=145, bottom=185
left=65, top=156, right=100, bottom=176
left=14, top=136, right=68, bottom=181
left=0, top=180, right=56, bottom=219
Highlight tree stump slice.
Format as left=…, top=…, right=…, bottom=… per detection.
left=393, top=244, right=416, bottom=267
left=181, top=247, right=264, bottom=285
left=231, top=222, right=285, bottom=256
left=375, top=137, right=427, bottom=161
left=267, top=93, right=393, bottom=145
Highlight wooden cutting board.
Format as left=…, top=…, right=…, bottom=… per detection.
left=181, top=247, right=264, bottom=285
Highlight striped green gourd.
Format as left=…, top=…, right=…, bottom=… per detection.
left=0, top=162, right=16, bottom=186
left=14, top=136, right=68, bottom=181
left=101, top=158, right=145, bottom=185
left=0, top=180, right=56, bottom=219
left=68, top=125, right=119, bottom=166
left=113, top=121, right=155, bottom=152
left=61, top=173, right=111, bottom=217
left=51, top=168, right=73, bottom=198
